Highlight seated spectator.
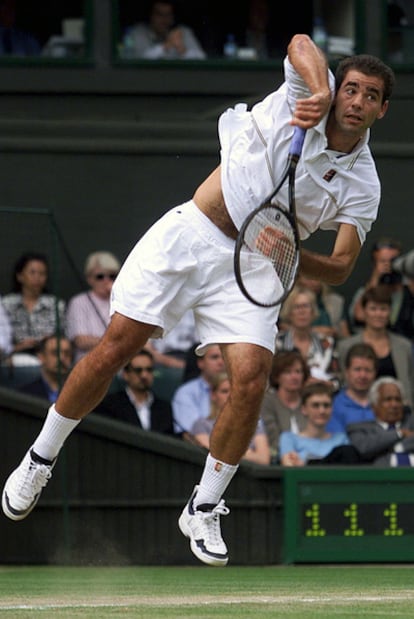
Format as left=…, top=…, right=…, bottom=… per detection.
left=296, top=275, right=350, bottom=340
left=66, top=251, right=120, bottom=363
left=347, top=377, right=414, bottom=466
left=0, top=0, right=40, bottom=56
left=276, top=285, right=338, bottom=385
left=121, top=0, right=206, bottom=60
left=348, top=237, right=402, bottom=332
left=279, top=382, right=351, bottom=466
left=0, top=296, right=13, bottom=360
left=337, top=286, right=414, bottom=407
left=145, top=309, right=198, bottom=369
left=191, top=372, right=271, bottom=465
left=260, top=350, right=309, bottom=462
left=2, top=252, right=66, bottom=366
left=327, top=343, right=377, bottom=433
left=172, top=344, right=225, bottom=435
left=19, top=334, right=73, bottom=403
left=95, top=349, right=174, bottom=435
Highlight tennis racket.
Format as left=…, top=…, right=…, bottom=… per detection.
left=234, top=126, right=306, bottom=307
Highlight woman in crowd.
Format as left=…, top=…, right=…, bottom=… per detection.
left=337, top=285, right=414, bottom=407
left=260, top=350, right=309, bottom=462
left=2, top=252, right=65, bottom=365
left=296, top=275, right=350, bottom=340
left=276, top=285, right=338, bottom=385
left=66, top=251, right=120, bottom=363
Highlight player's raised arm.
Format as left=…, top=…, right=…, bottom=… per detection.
left=287, top=34, right=332, bottom=129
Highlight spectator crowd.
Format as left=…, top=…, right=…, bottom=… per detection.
left=2, top=235, right=414, bottom=469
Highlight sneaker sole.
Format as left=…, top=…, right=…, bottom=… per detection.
left=1, top=470, right=41, bottom=521
left=178, top=512, right=228, bottom=567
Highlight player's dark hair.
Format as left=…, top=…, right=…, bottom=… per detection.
left=335, top=55, right=395, bottom=103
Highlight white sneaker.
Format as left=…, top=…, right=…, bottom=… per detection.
left=2, top=449, right=55, bottom=521
left=178, top=485, right=230, bottom=566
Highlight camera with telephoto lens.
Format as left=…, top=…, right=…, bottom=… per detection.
left=392, top=250, right=414, bottom=279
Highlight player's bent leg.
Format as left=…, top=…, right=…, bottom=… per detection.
left=211, top=342, right=272, bottom=463
left=179, top=343, right=272, bottom=565
left=2, top=313, right=157, bottom=521
left=56, top=313, right=157, bottom=419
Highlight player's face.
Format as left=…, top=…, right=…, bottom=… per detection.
left=333, top=69, right=388, bottom=135
left=346, top=357, right=376, bottom=393
left=302, top=394, right=332, bottom=427
left=374, top=383, right=404, bottom=424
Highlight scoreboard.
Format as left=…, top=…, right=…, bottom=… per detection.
left=283, top=468, right=414, bottom=563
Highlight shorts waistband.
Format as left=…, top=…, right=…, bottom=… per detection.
left=177, top=200, right=236, bottom=250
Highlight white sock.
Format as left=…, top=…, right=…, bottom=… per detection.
left=194, top=453, right=239, bottom=507
left=32, top=404, right=81, bottom=461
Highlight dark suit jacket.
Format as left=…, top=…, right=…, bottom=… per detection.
left=347, top=410, right=414, bottom=466
left=19, top=378, right=53, bottom=402
left=95, top=390, right=175, bottom=435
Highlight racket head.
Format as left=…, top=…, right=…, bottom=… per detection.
left=234, top=203, right=300, bottom=307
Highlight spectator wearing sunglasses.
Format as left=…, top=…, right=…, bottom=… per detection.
left=95, top=349, right=175, bottom=435
left=66, top=251, right=120, bottom=363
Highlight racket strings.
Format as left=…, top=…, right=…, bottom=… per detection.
left=244, top=207, right=297, bottom=290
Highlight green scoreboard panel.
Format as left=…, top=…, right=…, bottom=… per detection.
left=283, top=468, right=414, bottom=563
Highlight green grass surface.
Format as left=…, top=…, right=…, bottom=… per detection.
left=0, top=565, right=413, bottom=618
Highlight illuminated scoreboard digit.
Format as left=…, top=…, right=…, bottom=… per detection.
left=283, top=468, right=414, bottom=563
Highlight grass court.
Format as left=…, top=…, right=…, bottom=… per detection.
left=0, top=564, right=413, bottom=618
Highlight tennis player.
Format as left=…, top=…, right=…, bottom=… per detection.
left=2, top=34, right=394, bottom=566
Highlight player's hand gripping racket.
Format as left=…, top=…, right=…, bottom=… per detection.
left=234, top=126, right=306, bottom=307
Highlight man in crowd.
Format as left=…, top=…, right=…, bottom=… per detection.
left=19, top=334, right=73, bottom=403
left=348, top=376, right=414, bottom=466
left=95, top=349, right=174, bottom=435
left=172, top=344, right=225, bottom=436
left=327, top=343, right=377, bottom=433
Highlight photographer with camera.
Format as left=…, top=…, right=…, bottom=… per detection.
left=348, top=237, right=403, bottom=332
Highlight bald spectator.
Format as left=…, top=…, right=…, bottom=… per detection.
left=348, top=377, right=414, bottom=466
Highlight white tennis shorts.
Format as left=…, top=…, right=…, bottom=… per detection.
left=110, top=200, right=280, bottom=354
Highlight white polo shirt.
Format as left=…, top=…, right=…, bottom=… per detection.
left=219, top=56, right=380, bottom=245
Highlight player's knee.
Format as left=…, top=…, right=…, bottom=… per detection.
left=231, top=370, right=268, bottom=407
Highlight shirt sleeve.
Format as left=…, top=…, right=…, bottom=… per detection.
left=279, top=431, right=296, bottom=456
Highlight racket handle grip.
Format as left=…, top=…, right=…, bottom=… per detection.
left=289, top=127, right=306, bottom=158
